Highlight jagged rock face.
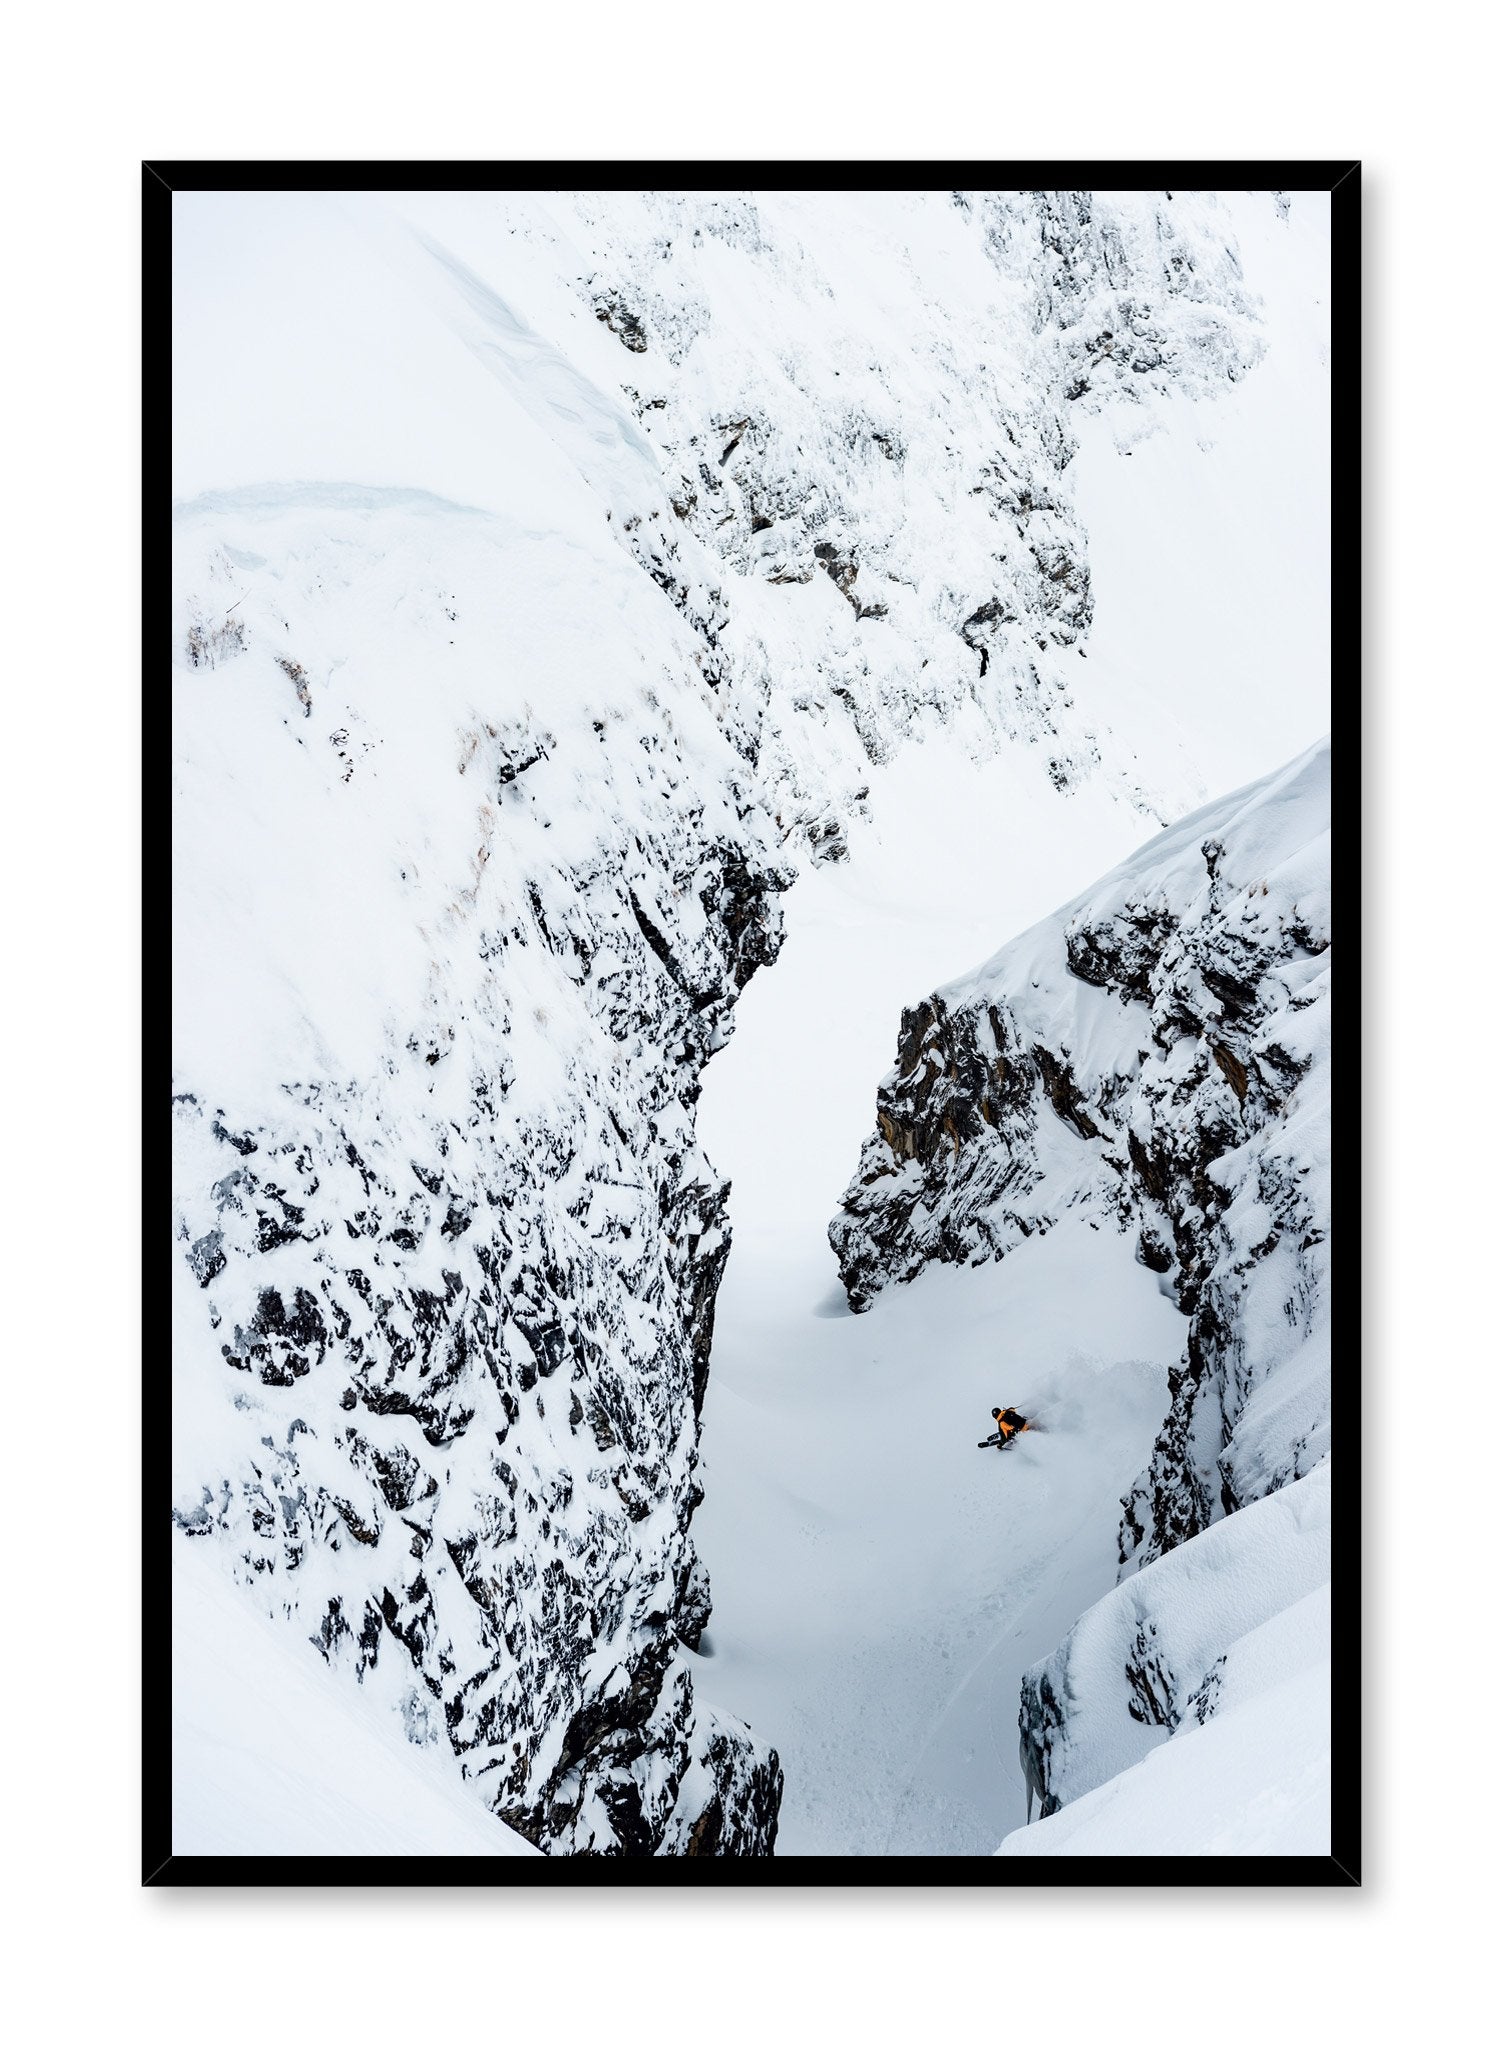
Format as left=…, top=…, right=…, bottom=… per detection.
left=830, top=742, right=1331, bottom=1573
left=172, top=190, right=1275, bottom=1855
left=829, top=742, right=1331, bottom=1838
left=172, top=496, right=790, bottom=1854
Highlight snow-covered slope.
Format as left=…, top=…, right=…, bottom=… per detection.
left=172, top=187, right=1307, bottom=1855
left=172, top=1539, right=539, bottom=1857
left=1000, top=1546, right=1331, bottom=1855
left=999, top=1465, right=1330, bottom=1853
left=829, top=741, right=1331, bottom=1851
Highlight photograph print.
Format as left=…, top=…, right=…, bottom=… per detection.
left=159, top=165, right=1352, bottom=1879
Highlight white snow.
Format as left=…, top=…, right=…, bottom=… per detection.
left=1070, top=191, right=1332, bottom=795
left=998, top=1574, right=1331, bottom=1857
left=1010, top=1463, right=1330, bottom=1829
left=694, top=1210, right=1186, bottom=1854
left=172, top=1538, right=537, bottom=1857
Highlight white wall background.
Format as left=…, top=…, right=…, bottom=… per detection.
left=0, top=9, right=1478, bottom=2043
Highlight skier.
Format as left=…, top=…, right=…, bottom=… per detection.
left=977, top=1405, right=1030, bottom=1449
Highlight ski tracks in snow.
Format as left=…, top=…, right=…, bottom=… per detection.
left=694, top=1216, right=1184, bottom=1855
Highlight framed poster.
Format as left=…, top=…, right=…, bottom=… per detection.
left=154, top=161, right=1355, bottom=1882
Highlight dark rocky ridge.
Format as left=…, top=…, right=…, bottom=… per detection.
left=830, top=743, right=1331, bottom=1573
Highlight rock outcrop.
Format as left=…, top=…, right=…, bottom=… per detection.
left=829, top=740, right=1331, bottom=1834
left=832, top=741, right=1330, bottom=1564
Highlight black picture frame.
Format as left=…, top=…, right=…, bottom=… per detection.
left=149, top=158, right=1359, bottom=1887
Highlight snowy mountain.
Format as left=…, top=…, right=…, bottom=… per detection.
left=829, top=741, right=1331, bottom=1851
left=171, top=482, right=789, bottom=1854
left=172, top=187, right=1326, bottom=1857
left=173, top=1536, right=540, bottom=1857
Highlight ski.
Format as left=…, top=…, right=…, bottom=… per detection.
left=976, top=1423, right=1042, bottom=1449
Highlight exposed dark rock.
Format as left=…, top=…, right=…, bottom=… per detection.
left=594, top=296, right=648, bottom=352
left=1034, top=1046, right=1101, bottom=1139
left=187, top=1230, right=226, bottom=1287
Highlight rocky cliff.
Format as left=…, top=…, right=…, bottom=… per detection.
left=831, top=741, right=1330, bottom=1552
left=829, top=740, right=1331, bottom=1832
left=172, top=486, right=794, bottom=1852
